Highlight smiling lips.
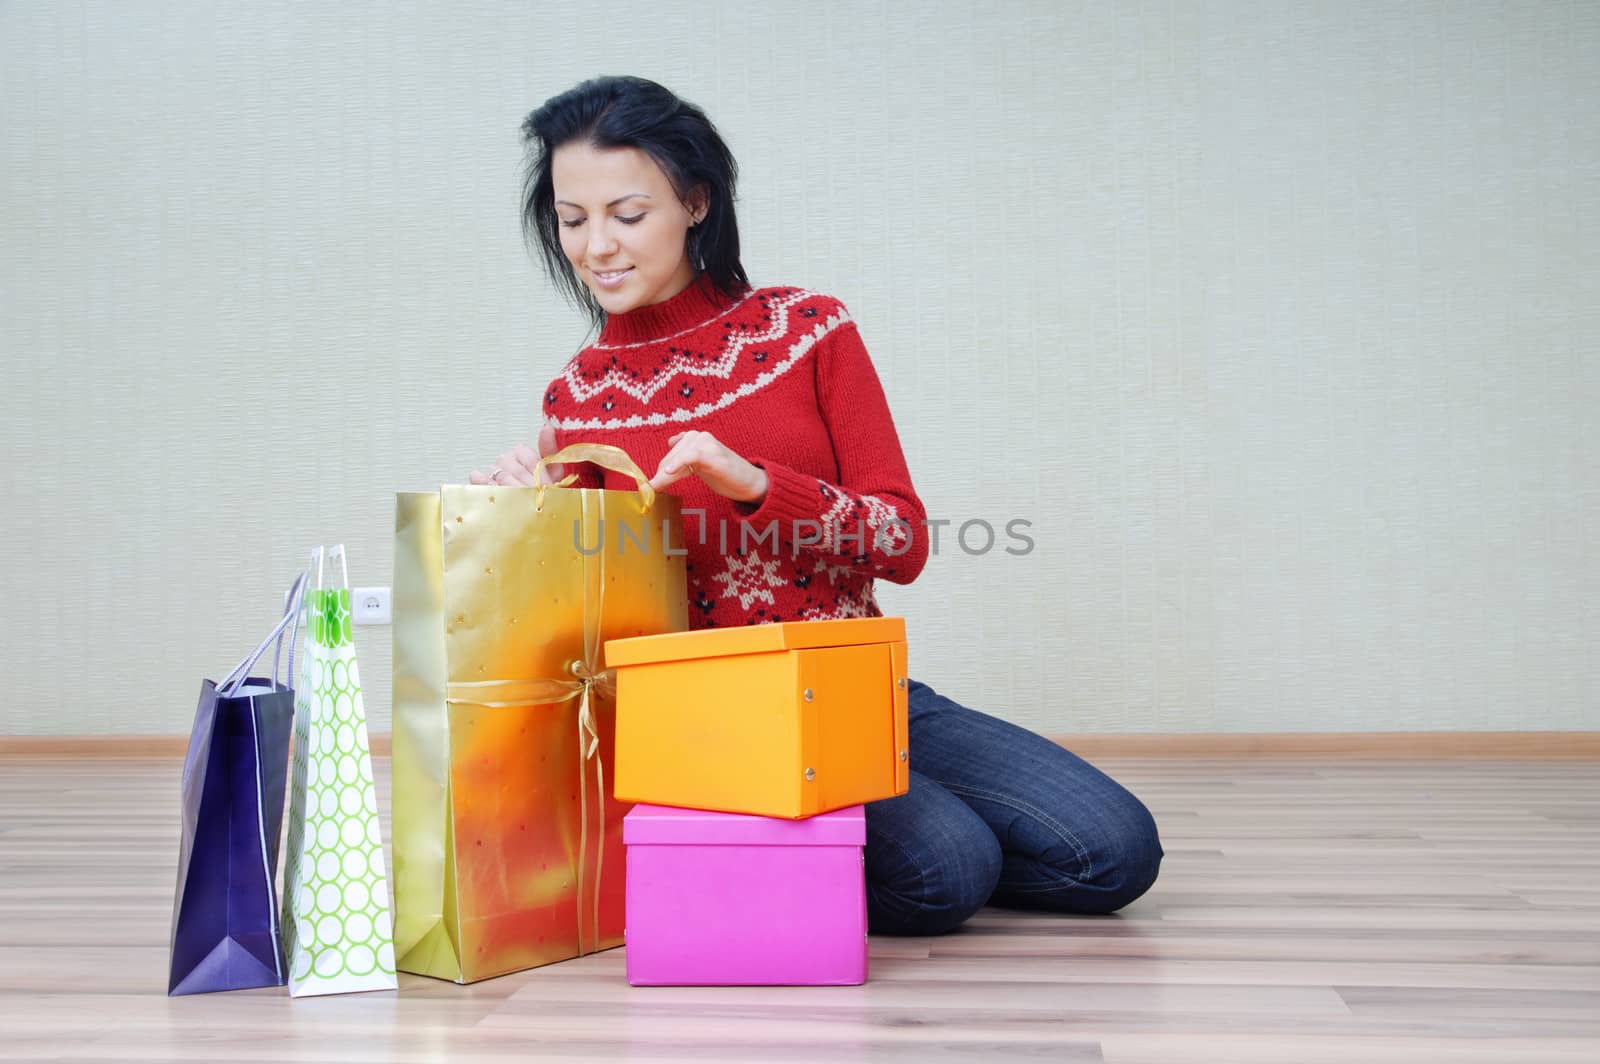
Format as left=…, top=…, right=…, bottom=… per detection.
left=590, top=266, right=633, bottom=288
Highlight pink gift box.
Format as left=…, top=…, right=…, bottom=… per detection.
left=623, top=803, right=868, bottom=986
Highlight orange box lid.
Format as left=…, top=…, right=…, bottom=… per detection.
left=604, top=616, right=906, bottom=668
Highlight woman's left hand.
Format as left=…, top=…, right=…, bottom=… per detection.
left=650, top=430, right=769, bottom=504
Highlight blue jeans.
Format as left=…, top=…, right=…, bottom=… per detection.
left=864, top=679, right=1163, bottom=935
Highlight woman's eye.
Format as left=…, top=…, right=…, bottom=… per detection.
left=559, top=218, right=585, bottom=229
left=617, top=214, right=645, bottom=225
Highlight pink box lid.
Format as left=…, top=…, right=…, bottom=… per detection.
left=623, top=804, right=865, bottom=847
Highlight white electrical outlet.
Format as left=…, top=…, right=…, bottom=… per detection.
left=352, top=586, right=392, bottom=625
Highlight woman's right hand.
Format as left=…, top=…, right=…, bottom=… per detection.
left=469, top=422, right=564, bottom=487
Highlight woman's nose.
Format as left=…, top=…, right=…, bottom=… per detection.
left=587, top=223, right=619, bottom=259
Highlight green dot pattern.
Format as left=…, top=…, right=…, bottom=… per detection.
left=282, top=587, right=398, bottom=996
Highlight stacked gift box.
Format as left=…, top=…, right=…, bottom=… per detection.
left=606, top=615, right=911, bottom=986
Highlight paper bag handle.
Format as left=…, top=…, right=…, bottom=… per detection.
left=534, top=442, right=656, bottom=513
left=330, top=543, right=349, bottom=588
left=218, top=567, right=309, bottom=697
left=311, top=543, right=350, bottom=590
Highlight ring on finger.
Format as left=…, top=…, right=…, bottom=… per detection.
left=490, top=467, right=505, bottom=482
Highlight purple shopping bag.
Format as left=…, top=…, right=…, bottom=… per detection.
left=168, top=568, right=308, bottom=996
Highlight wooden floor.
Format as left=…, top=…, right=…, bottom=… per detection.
left=3, top=756, right=1598, bottom=1063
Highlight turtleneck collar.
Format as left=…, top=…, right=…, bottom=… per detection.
left=596, top=273, right=746, bottom=347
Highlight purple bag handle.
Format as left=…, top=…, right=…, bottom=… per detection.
left=218, top=567, right=309, bottom=697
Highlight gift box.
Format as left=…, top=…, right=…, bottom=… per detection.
left=390, top=444, right=688, bottom=983
left=606, top=617, right=909, bottom=819
left=623, top=803, right=867, bottom=986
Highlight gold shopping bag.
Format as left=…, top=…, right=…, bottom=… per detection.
left=390, top=444, right=687, bottom=983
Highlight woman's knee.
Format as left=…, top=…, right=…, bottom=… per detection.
left=864, top=790, right=1002, bottom=936
left=987, top=783, right=1164, bottom=916
left=867, top=827, right=1001, bottom=935
left=1060, top=791, right=1164, bottom=914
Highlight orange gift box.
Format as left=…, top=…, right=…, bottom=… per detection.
left=605, top=617, right=910, bottom=819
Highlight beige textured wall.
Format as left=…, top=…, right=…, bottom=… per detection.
left=3, top=1, right=1596, bottom=736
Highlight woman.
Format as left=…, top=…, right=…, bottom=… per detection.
left=473, top=76, right=1162, bottom=935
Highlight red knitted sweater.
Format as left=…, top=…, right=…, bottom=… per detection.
left=543, top=276, right=928, bottom=629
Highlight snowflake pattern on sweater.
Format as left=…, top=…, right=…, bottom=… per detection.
left=543, top=277, right=928, bottom=629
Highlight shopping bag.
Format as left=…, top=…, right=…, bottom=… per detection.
left=281, top=545, right=399, bottom=997
left=168, top=566, right=308, bottom=996
left=391, top=443, right=688, bottom=983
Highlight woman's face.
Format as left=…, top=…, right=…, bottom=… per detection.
left=552, top=142, right=703, bottom=316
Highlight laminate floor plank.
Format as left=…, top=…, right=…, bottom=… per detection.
left=3, top=755, right=1597, bottom=1062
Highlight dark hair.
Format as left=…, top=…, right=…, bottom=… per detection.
left=521, top=76, right=748, bottom=326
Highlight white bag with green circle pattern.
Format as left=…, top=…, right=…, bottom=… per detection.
left=282, top=545, right=398, bottom=997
